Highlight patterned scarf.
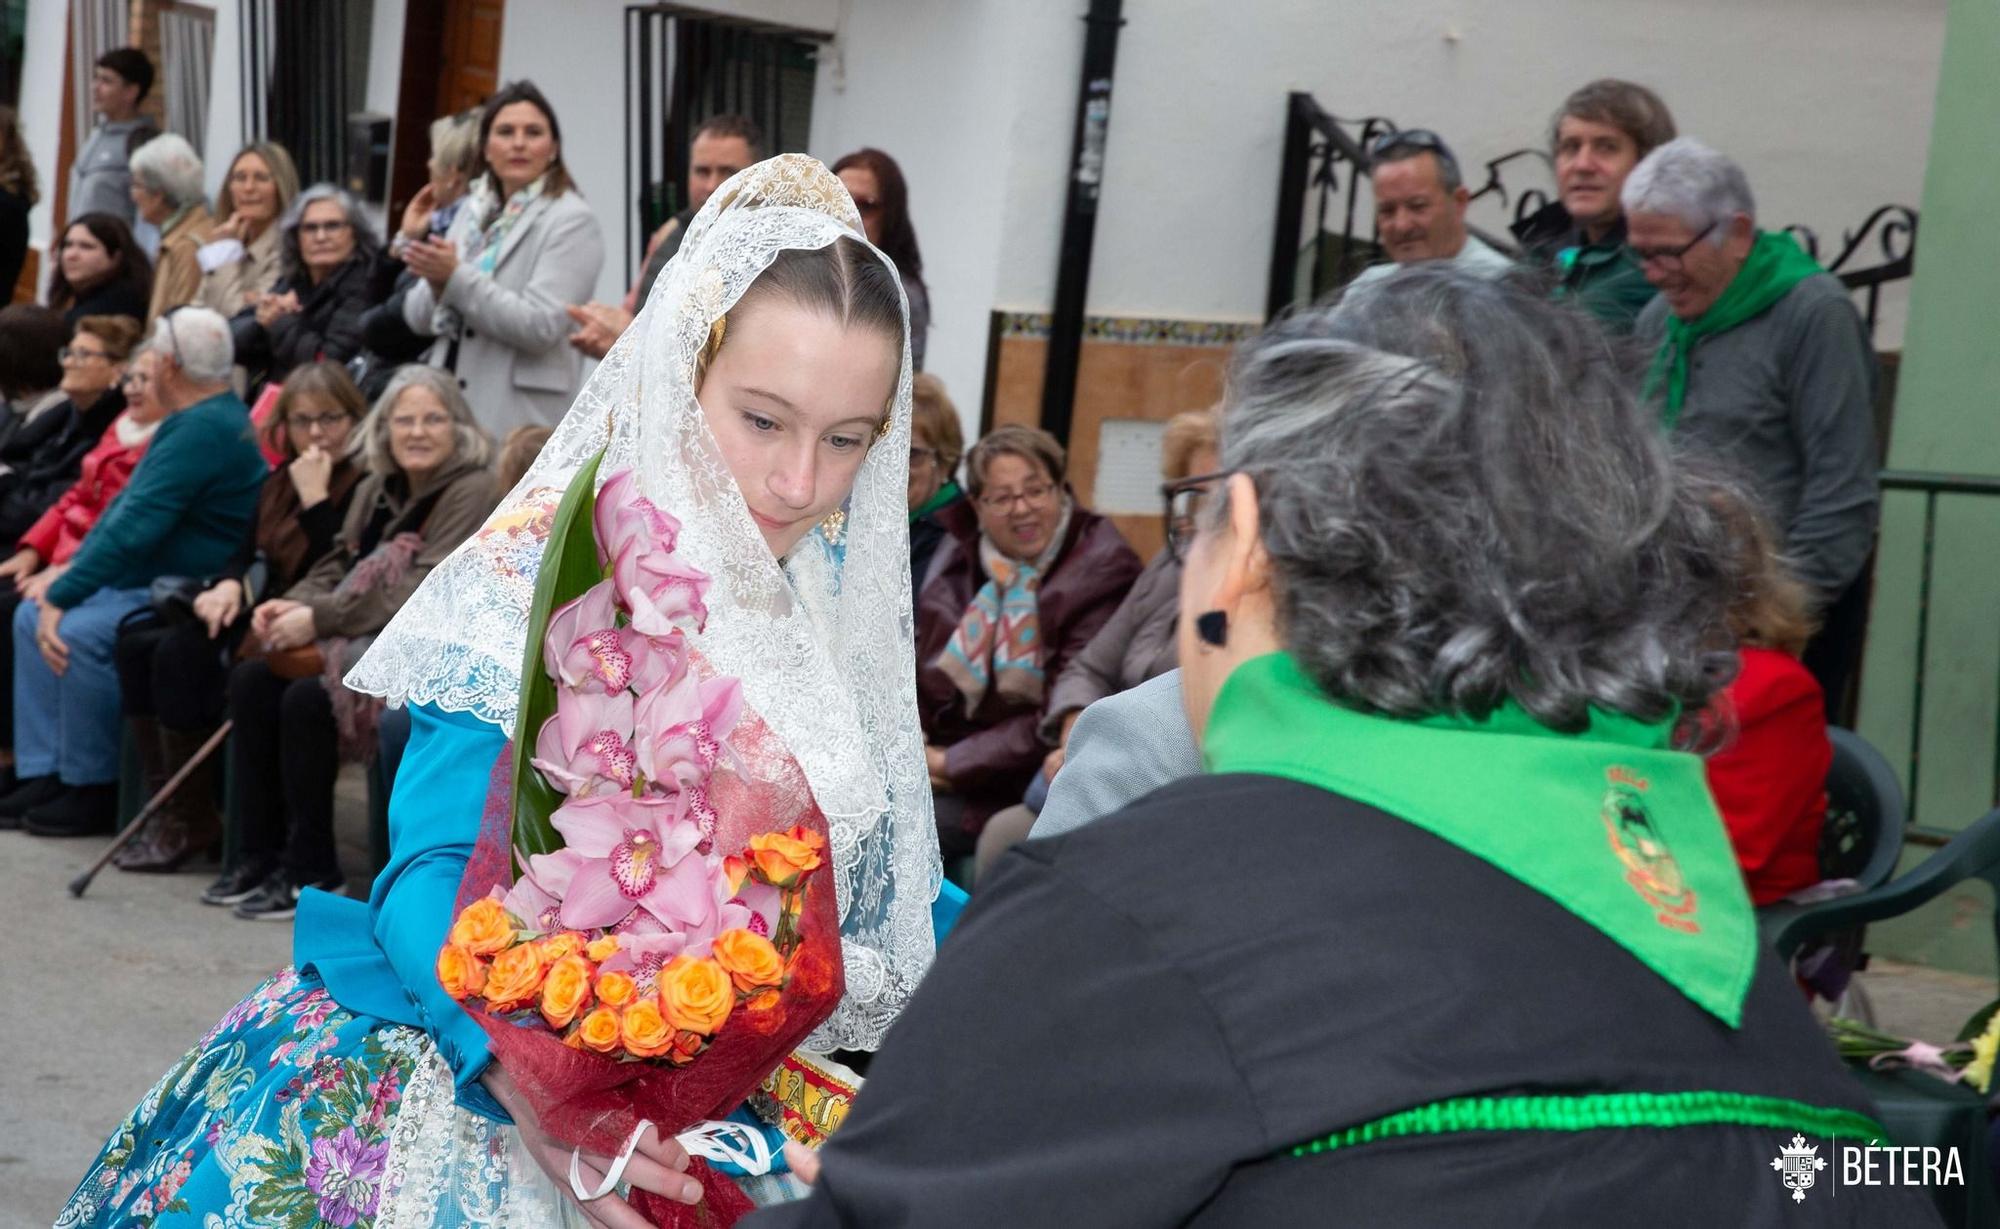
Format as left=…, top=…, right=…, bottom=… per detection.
left=937, top=500, right=1072, bottom=716
left=464, top=174, right=548, bottom=276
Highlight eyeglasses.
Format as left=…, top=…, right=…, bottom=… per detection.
left=118, top=372, right=151, bottom=390
left=1161, top=470, right=1232, bottom=564
left=976, top=482, right=1057, bottom=513
left=909, top=445, right=938, bottom=469
left=58, top=345, right=110, bottom=364
left=289, top=412, right=351, bottom=432
left=1368, top=127, right=1456, bottom=167
left=1630, top=220, right=1719, bottom=272
left=390, top=413, right=453, bottom=432
left=299, top=221, right=351, bottom=238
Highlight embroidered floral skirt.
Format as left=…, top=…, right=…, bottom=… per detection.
left=56, top=966, right=595, bottom=1228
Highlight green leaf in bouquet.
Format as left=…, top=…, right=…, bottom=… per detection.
left=510, top=448, right=609, bottom=862
left=1955, top=996, right=2000, bottom=1044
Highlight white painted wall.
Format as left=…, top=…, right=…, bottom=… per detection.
left=497, top=0, right=841, bottom=306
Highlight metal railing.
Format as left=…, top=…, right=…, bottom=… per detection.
left=1876, top=470, right=2000, bottom=847
left=623, top=4, right=827, bottom=283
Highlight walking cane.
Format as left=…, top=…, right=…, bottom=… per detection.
left=68, top=720, right=234, bottom=899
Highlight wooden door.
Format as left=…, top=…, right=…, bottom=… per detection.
left=436, top=0, right=504, bottom=117
left=389, top=0, right=503, bottom=216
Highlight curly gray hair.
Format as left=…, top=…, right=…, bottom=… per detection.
left=1215, top=265, right=1743, bottom=732
left=353, top=364, right=493, bottom=476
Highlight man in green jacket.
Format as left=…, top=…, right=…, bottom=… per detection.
left=1513, top=79, right=1678, bottom=334
left=5, top=308, right=267, bottom=835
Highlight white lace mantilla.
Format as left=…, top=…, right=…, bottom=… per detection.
left=347, top=155, right=942, bottom=1052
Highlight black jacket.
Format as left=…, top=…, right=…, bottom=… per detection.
left=750, top=774, right=1937, bottom=1228
left=0, top=388, right=125, bottom=543
left=231, top=253, right=396, bottom=384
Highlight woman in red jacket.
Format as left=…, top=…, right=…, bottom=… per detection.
left=0, top=348, right=163, bottom=797
left=1704, top=492, right=1830, bottom=905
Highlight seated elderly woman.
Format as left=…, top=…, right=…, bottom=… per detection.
left=916, top=423, right=1141, bottom=861
left=0, top=314, right=141, bottom=545
left=128, top=133, right=213, bottom=324
left=230, top=184, right=391, bottom=387
left=2, top=311, right=265, bottom=837
left=223, top=365, right=496, bottom=920
left=970, top=405, right=1220, bottom=878
left=747, top=269, right=1931, bottom=1227
left=195, top=143, right=300, bottom=318
left=110, top=360, right=368, bottom=874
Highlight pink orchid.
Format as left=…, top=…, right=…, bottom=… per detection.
left=543, top=580, right=684, bottom=697
left=549, top=792, right=718, bottom=933
left=595, top=469, right=682, bottom=566
left=531, top=688, right=637, bottom=798
left=722, top=878, right=784, bottom=941
left=599, top=931, right=691, bottom=989
left=632, top=670, right=744, bottom=790
left=500, top=851, right=587, bottom=932
left=619, top=540, right=714, bottom=637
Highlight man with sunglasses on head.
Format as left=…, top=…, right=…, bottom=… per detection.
left=1628, top=137, right=1878, bottom=718
left=1349, top=129, right=1514, bottom=290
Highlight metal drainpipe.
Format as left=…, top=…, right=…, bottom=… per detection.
left=1039, top=0, right=1126, bottom=448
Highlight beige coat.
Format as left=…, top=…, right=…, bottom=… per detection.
left=195, top=223, right=283, bottom=318
left=148, top=203, right=215, bottom=325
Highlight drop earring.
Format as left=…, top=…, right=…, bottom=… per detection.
left=1195, top=610, right=1229, bottom=647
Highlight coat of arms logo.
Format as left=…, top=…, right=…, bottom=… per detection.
left=1601, top=767, right=1701, bottom=933
left=1771, top=1133, right=1827, bottom=1203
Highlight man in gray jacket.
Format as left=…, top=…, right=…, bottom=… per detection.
left=67, top=48, right=156, bottom=226
left=1628, top=138, right=1879, bottom=711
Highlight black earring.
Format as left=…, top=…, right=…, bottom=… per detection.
left=1195, top=610, right=1229, bottom=647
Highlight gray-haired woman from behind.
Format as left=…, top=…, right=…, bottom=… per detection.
left=221, top=364, right=497, bottom=921
left=746, top=267, right=1934, bottom=1228
left=128, top=133, right=213, bottom=323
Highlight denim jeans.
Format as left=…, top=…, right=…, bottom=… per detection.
left=13, top=587, right=152, bottom=785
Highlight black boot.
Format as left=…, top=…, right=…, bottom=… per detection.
left=23, top=783, right=119, bottom=837
left=118, top=723, right=225, bottom=873
left=0, top=774, right=63, bottom=826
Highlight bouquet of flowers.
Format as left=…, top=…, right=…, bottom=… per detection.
left=437, top=460, right=844, bottom=1226
left=1825, top=1001, right=2000, bottom=1094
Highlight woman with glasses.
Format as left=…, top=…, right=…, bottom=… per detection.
left=907, top=372, right=973, bottom=591
left=916, top=423, right=1141, bottom=865
left=834, top=148, right=928, bottom=370
left=195, top=143, right=300, bottom=317
left=230, top=183, right=389, bottom=387
left=220, top=365, right=495, bottom=920
left=109, top=361, right=368, bottom=873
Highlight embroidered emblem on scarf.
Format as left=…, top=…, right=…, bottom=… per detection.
left=1600, top=767, right=1700, bottom=933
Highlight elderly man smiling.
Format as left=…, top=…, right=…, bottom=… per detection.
left=1629, top=137, right=1878, bottom=709
left=1349, top=129, right=1513, bottom=289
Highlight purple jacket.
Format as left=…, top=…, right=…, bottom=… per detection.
left=916, top=504, right=1142, bottom=833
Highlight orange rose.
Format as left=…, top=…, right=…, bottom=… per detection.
left=540, top=931, right=587, bottom=964
left=669, top=1028, right=707, bottom=1065
left=723, top=854, right=750, bottom=895
left=576, top=1006, right=623, bottom=1054
left=436, top=944, right=488, bottom=1000
left=483, top=941, right=549, bottom=1012
left=449, top=897, right=516, bottom=957
left=621, top=997, right=673, bottom=1058
left=595, top=970, right=638, bottom=1009
left=712, top=929, right=786, bottom=994
left=585, top=936, right=621, bottom=963
left=746, top=826, right=825, bottom=889
left=540, top=954, right=594, bottom=1030
left=660, top=955, right=735, bottom=1035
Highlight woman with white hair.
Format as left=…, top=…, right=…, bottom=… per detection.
left=230, top=183, right=391, bottom=386
left=128, top=132, right=213, bottom=324
left=3, top=308, right=266, bottom=836
left=223, top=363, right=496, bottom=920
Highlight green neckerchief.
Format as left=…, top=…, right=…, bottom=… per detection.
left=1641, top=230, right=1822, bottom=429
left=909, top=479, right=961, bottom=525
left=1203, top=653, right=1756, bottom=1027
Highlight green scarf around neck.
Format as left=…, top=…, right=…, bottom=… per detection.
left=910, top=479, right=961, bottom=525
left=1203, top=653, right=1756, bottom=1026
left=1641, top=230, right=1822, bottom=429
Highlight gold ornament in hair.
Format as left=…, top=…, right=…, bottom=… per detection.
left=703, top=314, right=728, bottom=367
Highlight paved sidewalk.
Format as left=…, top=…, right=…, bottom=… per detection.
left=0, top=769, right=372, bottom=1227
